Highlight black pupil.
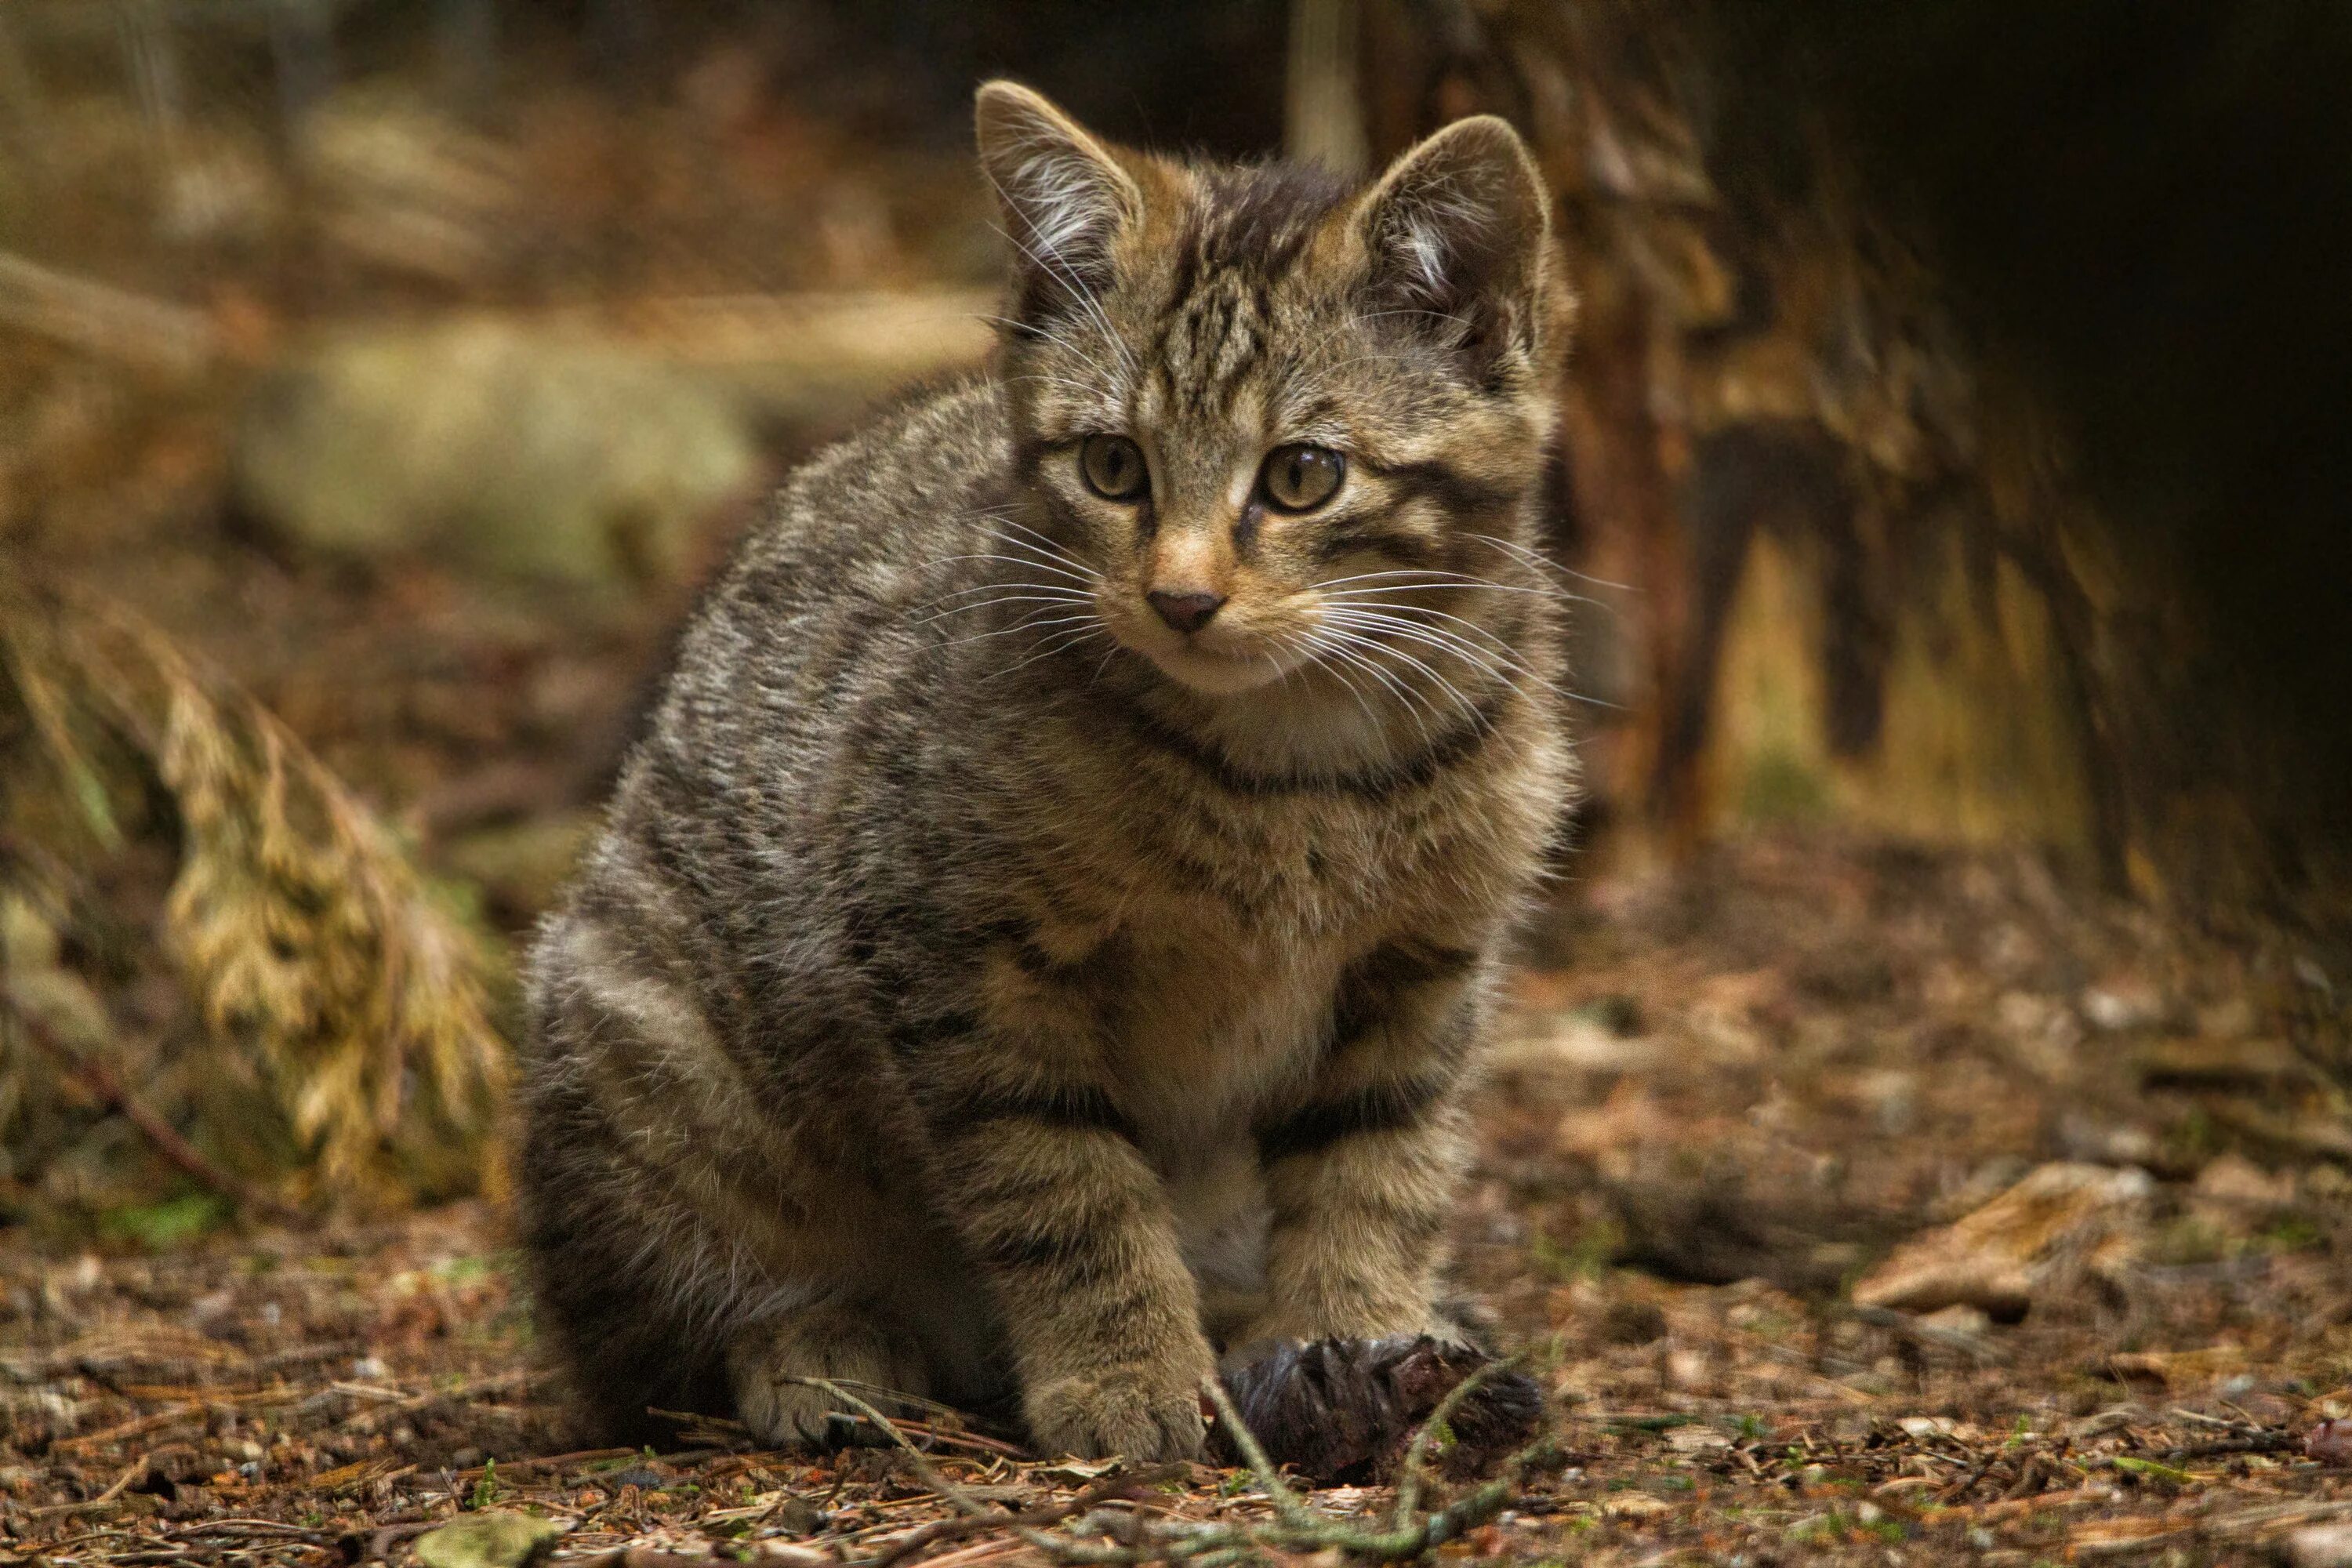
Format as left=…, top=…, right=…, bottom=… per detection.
left=1094, top=441, right=1136, bottom=494
left=1274, top=447, right=1333, bottom=506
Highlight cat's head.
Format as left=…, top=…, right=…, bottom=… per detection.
left=976, top=82, right=1570, bottom=698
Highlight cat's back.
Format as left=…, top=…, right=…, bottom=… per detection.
left=628, top=376, right=1006, bottom=778
left=573, top=376, right=1014, bottom=954
left=691, top=374, right=1011, bottom=677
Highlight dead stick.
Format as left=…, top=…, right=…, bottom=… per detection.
left=786, top=1378, right=993, bottom=1518
left=2, top=990, right=304, bottom=1225
left=26, top=1455, right=147, bottom=1515
left=863, top=1464, right=1185, bottom=1568
left=1390, top=1354, right=1514, bottom=1526
left=0, top=250, right=220, bottom=372
left=1199, top=1374, right=1312, bottom=1527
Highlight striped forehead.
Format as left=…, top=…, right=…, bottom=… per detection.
left=1144, top=166, right=1350, bottom=419
left=1152, top=269, right=1267, bottom=416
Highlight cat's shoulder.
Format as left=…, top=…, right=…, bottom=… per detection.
left=707, top=371, right=1011, bottom=606
left=778, top=372, right=1010, bottom=522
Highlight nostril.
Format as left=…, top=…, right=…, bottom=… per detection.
left=1146, top=589, right=1226, bottom=634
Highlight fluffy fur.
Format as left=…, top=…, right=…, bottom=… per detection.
left=517, top=82, right=1577, bottom=1461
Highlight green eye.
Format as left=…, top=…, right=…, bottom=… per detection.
left=1261, top=444, right=1345, bottom=511
left=1080, top=434, right=1149, bottom=500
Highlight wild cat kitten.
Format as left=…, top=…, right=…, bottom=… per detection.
left=518, top=81, right=1576, bottom=1461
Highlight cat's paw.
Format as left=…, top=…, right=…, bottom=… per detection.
left=734, top=1375, right=863, bottom=1449
left=725, top=1310, right=929, bottom=1450
left=1025, top=1367, right=1209, bottom=1461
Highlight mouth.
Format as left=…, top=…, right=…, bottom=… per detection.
left=1116, top=619, right=1305, bottom=695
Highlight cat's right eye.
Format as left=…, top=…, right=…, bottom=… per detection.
left=1080, top=434, right=1149, bottom=501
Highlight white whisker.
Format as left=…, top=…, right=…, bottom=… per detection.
left=991, top=622, right=1112, bottom=681
left=1307, top=627, right=1443, bottom=746
left=1317, top=600, right=1540, bottom=681
left=919, top=594, right=1094, bottom=626
left=927, top=550, right=1098, bottom=589
left=937, top=612, right=1099, bottom=652
left=1312, top=568, right=1562, bottom=601
left=1319, top=608, right=1516, bottom=687
left=1465, top=532, right=1635, bottom=595
left=1323, top=621, right=1484, bottom=723
left=984, top=212, right=1138, bottom=386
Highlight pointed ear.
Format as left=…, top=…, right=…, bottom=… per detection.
left=1356, top=115, right=1552, bottom=364
left=975, top=81, right=1142, bottom=303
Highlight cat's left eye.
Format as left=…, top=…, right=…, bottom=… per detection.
left=1261, top=445, right=1345, bottom=512
left=1080, top=434, right=1150, bottom=501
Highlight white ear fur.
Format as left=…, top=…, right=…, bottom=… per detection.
left=1358, top=115, right=1548, bottom=336
left=975, top=81, right=1140, bottom=281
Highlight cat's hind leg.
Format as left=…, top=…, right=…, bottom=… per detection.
left=728, top=1301, right=935, bottom=1446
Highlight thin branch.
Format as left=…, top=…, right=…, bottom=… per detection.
left=782, top=1378, right=995, bottom=1519
left=1, top=987, right=304, bottom=1225
left=786, top=1370, right=1559, bottom=1568
left=862, top=1464, right=1185, bottom=1568
left=1389, top=1353, right=1512, bottom=1526
left=0, top=250, right=220, bottom=372
left=1198, top=1374, right=1315, bottom=1528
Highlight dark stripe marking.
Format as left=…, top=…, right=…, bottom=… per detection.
left=1312, top=519, right=1450, bottom=568
left=1112, top=688, right=1511, bottom=802
left=1255, top=1070, right=1451, bottom=1163
left=970, top=1221, right=1123, bottom=1280
left=1327, top=942, right=1481, bottom=1051
left=885, top=1007, right=982, bottom=1060
left=1356, top=456, right=1516, bottom=517
left=943, top=1081, right=1140, bottom=1143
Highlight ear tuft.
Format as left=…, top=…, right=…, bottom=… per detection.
left=1356, top=115, right=1552, bottom=362
left=975, top=82, right=1140, bottom=297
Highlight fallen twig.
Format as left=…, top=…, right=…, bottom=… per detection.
left=0, top=250, right=221, bottom=372
left=2161, top=1432, right=2299, bottom=1462
left=1198, top=1372, right=1315, bottom=1527
left=864, top=1463, right=1186, bottom=1568
left=26, top=1455, right=147, bottom=1515
left=786, top=1370, right=1558, bottom=1567
left=1389, top=1354, right=1511, bottom=1523
left=2, top=987, right=306, bottom=1225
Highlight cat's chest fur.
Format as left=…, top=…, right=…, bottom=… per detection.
left=992, top=713, right=1548, bottom=1143
left=1105, top=927, right=1348, bottom=1151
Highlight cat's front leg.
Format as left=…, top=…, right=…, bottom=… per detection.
left=913, top=1013, right=1213, bottom=1461
left=1242, top=940, right=1490, bottom=1350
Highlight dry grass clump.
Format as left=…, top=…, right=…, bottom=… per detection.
left=0, top=572, right=506, bottom=1213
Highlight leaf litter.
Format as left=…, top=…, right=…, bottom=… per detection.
left=5, top=839, right=2352, bottom=1565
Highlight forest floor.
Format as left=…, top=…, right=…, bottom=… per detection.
left=6, top=839, right=2351, bottom=1567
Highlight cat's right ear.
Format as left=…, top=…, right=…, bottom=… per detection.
left=1353, top=115, right=1552, bottom=369
left=975, top=81, right=1142, bottom=297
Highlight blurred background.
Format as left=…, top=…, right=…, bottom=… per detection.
left=3, top=0, right=2350, bottom=1254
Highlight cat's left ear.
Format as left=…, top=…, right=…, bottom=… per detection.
left=975, top=81, right=1142, bottom=299
left=1355, top=116, right=1553, bottom=364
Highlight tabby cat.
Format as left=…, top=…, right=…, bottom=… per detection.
left=518, top=81, right=1576, bottom=1461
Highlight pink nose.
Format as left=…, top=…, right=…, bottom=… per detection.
left=1147, top=590, right=1225, bottom=634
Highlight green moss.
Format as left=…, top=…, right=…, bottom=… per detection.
left=100, top=1189, right=230, bottom=1250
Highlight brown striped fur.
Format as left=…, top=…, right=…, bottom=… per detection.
left=517, top=82, right=1577, bottom=1461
